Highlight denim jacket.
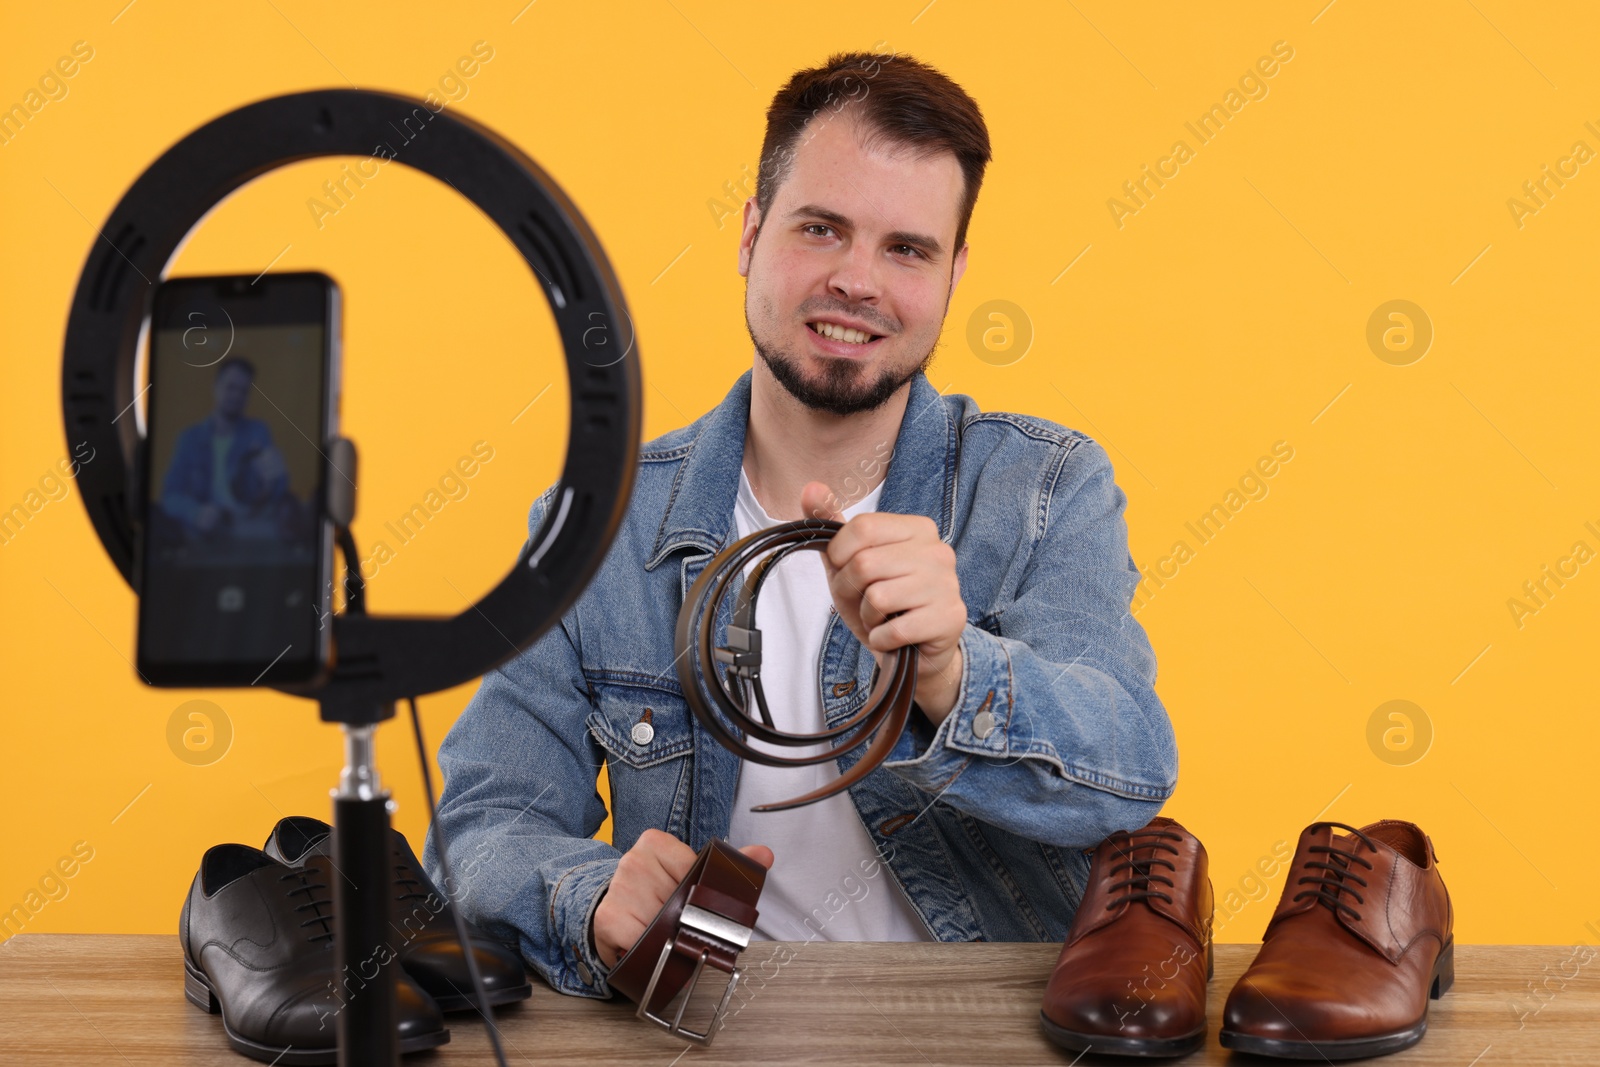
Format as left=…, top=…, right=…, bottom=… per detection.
left=424, top=368, right=1177, bottom=999
left=159, top=416, right=287, bottom=531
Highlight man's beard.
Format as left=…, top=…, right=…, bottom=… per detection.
left=750, top=319, right=937, bottom=417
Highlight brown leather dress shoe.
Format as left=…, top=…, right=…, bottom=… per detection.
left=1221, top=819, right=1454, bottom=1060
left=1039, top=816, right=1214, bottom=1057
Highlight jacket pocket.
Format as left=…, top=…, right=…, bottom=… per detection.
left=585, top=680, right=694, bottom=841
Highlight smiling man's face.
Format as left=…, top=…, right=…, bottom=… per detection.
left=739, top=109, right=969, bottom=416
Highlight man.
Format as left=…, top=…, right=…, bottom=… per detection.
left=426, top=50, right=1176, bottom=997
left=158, top=357, right=292, bottom=544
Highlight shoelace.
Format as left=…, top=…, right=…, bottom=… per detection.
left=1104, top=827, right=1182, bottom=910
left=293, top=835, right=439, bottom=909
left=1291, top=820, right=1379, bottom=922
left=280, top=866, right=336, bottom=944
left=393, top=851, right=437, bottom=907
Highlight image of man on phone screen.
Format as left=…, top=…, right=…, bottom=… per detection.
left=156, top=357, right=302, bottom=549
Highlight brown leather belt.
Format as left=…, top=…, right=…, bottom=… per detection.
left=674, top=518, right=919, bottom=811
left=607, top=838, right=768, bottom=1045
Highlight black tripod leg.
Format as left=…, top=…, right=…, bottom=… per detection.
left=333, top=724, right=399, bottom=1067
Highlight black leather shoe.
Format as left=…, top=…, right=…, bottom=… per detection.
left=180, top=843, right=450, bottom=1064
left=264, top=816, right=533, bottom=1013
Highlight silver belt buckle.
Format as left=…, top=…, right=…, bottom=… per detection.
left=635, top=905, right=750, bottom=1046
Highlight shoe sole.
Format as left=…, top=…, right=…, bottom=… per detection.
left=1038, top=939, right=1213, bottom=1058
left=1218, top=939, right=1454, bottom=1061
left=430, top=982, right=534, bottom=1013
left=1039, top=1012, right=1206, bottom=1057
left=185, top=956, right=451, bottom=1065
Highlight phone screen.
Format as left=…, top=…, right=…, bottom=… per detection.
left=136, top=273, right=339, bottom=686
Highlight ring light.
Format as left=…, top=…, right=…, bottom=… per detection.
left=60, top=88, right=642, bottom=721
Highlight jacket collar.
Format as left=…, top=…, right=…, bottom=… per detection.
left=645, top=367, right=959, bottom=569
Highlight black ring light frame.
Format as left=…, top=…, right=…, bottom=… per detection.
left=61, top=89, right=641, bottom=1066
left=62, top=87, right=640, bottom=720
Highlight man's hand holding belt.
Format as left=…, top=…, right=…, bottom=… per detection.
left=801, top=480, right=967, bottom=725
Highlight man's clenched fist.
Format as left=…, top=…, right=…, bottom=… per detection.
left=591, top=829, right=774, bottom=969
left=800, top=480, right=967, bottom=725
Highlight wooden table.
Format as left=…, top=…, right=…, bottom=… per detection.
left=0, top=936, right=1592, bottom=1064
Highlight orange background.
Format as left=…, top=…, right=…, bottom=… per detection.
left=2, top=1, right=1597, bottom=948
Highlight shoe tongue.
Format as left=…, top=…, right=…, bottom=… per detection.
left=1300, top=825, right=1383, bottom=918
left=294, top=832, right=334, bottom=862
left=1360, top=820, right=1426, bottom=865
left=1111, top=827, right=1176, bottom=906
left=1124, top=837, right=1165, bottom=876
left=1325, top=824, right=1402, bottom=868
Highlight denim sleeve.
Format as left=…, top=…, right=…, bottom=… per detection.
left=881, top=436, right=1177, bottom=849
left=422, top=484, right=621, bottom=999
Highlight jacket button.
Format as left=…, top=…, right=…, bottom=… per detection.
left=972, top=710, right=996, bottom=740
left=631, top=707, right=655, bottom=746
left=576, top=960, right=593, bottom=985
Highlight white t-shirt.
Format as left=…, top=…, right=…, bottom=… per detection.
left=724, top=466, right=933, bottom=943
left=211, top=431, right=237, bottom=513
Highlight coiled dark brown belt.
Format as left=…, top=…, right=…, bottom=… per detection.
left=607, top=838, right=768, bottom=1044
left=673, top=518, right=920, bottom=811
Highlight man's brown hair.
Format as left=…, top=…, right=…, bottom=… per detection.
left=756, top=49, right=992, bottom=258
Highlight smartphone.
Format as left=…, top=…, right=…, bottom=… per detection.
left=135, top=272, right=341, bottom=687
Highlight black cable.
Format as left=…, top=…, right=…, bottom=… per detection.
left=408, top=694, right=509, bottom=1067
left=337, top=523, right=507, bottom=1065
left=335, top=523, right=365, bottom=614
